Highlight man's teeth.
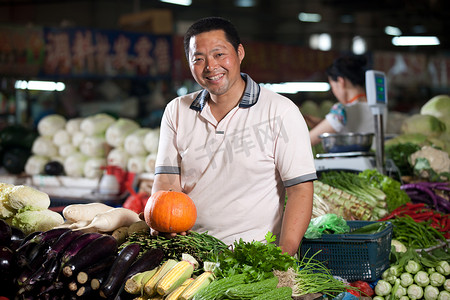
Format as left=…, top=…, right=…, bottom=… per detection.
left=208, top=74, right=223, bottom=80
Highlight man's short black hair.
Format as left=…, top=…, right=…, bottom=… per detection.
left=183, top=16, right=241, bottom=61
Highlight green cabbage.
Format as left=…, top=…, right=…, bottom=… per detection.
left=12, top=208, right=64, bottom=234
left=401, top=114, right=446, bottom=137
left=420, top=94, right=450, bottom=133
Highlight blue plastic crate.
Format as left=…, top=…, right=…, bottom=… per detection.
left=299, top=220, right=392, bottom=282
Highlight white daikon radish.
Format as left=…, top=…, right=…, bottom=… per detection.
left=59, top=143, right=77, bottom=157
left=65, top=118, right=84, bottom=135
left=64, top=152, right=88, bottom=177
left=72, top=131, right=86, bottom=148
left=127, top=156, right=146, bottom=174
left=25, top=155, right=50, bottom=175
left=105, top=118, right=140, bottom=148
left=74, top=207, right=141, bottom=232
left=143, top=128, right=160, bottom=154
left=144, top=153, right=157, bottom=174
left=107, top=147, right=129, bottom=170
left=124, top=128, right=151, bottom=156
left=84, top=157, right=106, bottom=179
left=32, top=136, right=58, bottom=157
left=52, top=129, right=71, bottom=147
left=80, top=113, right=115, bottom=136
left=37, top=114, right=66, bottom=137
left=79, top=135, right=107, bottom=158
left=62, top=202, right=114, bottom=223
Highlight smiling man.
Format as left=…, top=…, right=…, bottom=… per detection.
left=151, top=16, right=317, bottom=256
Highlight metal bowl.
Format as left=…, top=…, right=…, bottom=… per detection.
left=319, top=132, right=374, bottom=153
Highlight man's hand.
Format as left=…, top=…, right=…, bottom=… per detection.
left=139, top=212, right=188, bottom=238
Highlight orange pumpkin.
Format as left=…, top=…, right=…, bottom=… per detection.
left=144, top=190, right=197, bottom=233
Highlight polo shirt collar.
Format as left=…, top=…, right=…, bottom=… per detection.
left=189, top=73, right=260, bottom=111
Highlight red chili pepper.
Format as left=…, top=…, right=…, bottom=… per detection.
left=406, top=202, right=426, bottom=210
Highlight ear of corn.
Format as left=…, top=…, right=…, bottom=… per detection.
left=155, top=253, right=198, bottom=296
left=179, top=262, right=216, bottom=300
left=165, top=278, right=194, bottom=300
left=143, top=259, right=178, bottom=296
left=125, top=268, right=158, bottom=295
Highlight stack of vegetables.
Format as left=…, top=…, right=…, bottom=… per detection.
left=23, top=113, right=160, bottom=179
left=312, top=170, right=410, bottom=221
left=374, top=247, right=450, bottom=300
left=0, top=182, right=63, bottom=234
left=385, top=94, right=450, bottom=181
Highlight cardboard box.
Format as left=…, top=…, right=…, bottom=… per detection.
left=119, top=9, right=173, bottom=34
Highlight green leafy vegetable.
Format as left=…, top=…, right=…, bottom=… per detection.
left=385, top=142, right=421, bottom=177
left=358, top=169, right=411, bottom=212
left=214, top=232, right=297, bottom=281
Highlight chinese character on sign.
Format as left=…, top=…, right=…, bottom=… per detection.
left=154, top=38, right=171, bottom=75
left=134, top=36, right=155, bottom=76
left=112, top=34, right=132, bottom=74
left=44, top=31, right=71, bottom=74
left=72, top=30, right=95, bottom=74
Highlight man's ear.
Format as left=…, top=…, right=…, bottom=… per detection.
left=238, top=44, right=245, bottom=64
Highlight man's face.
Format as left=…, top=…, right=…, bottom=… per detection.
left=188, top=30, right=244, bottom=97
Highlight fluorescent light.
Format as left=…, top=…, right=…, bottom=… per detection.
left=392, top=36, right=440, bottom=46
left=15, top=80, right=66, bottom=91
left=384, top=26, right=402, bottom=36
left=352, top=36, right=366, bottom=55
left=298, top=12, right=322, bottom=23
left=309, top=33, right=332, bottom=51
left=234, top=0, right=256, bottom=7
left=159, top=0, right=191, bottom=6
left=260, top=82, right=330, bottom=94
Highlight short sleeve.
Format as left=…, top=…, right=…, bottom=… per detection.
left=154, top=101, right=181, bottom=175
left=274, top=103, right=317, bottom=186
left=325, top=102, right=347, bottom=132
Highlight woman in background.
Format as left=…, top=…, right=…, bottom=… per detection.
left=307, top=55, right=375, bottom=146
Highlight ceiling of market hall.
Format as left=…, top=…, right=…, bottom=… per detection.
left=1, top=0, right=449, bottom=54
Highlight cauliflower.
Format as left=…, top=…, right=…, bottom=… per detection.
left=409, top=146, right=450, bottom=181
left=12, top=209, right=64, bottom=234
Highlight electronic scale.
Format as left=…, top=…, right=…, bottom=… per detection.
left=314, top=70, right=388, bottom=173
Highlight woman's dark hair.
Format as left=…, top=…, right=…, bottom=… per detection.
left=326, top=55, right=368, bottom=87
left=183, top=17, right=241, bottom=60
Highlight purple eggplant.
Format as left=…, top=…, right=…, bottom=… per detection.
left=0, top=219, right=12, bottom=246
left=60, top=232, right=102, bottom=265
left=44, top=229, right=83, bottom=259
left=62, top=234, right=118, bottom=278
left=124, top=247, right=164, bottom=279
left=76, top=254, right=116, bottom=284
left=10, top=224, right=25, bottom=242
left=15, top=230, right=44, bottom=268
left=0, top=246, right=14, bottom=278
left=99, top=243, right=141, bottom=299
left=15, top=228, right=70, bottom=252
